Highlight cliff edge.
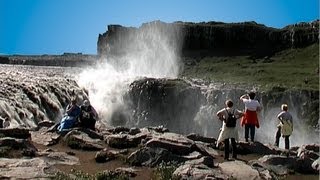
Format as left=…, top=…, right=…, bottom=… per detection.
left=97, top=20, right=319, bottom=58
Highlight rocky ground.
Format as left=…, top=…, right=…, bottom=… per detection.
left=0, top=125, right=319, bottom=179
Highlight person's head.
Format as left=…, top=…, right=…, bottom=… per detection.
left=248, top=92, right=256, bottom=100
left=225, top=100, right=233, bottom=108
left=83, top=100, right=90, bottom=108
left=281, top=104, right=288, bottom=111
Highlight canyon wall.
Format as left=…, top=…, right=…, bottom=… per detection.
left=98, top=20, right=319, bottom=58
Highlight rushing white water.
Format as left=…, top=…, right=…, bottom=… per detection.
left=77, top=22, right=182, bottom=124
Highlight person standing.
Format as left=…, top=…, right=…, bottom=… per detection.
left=275, top=104, right=293, bottom=149
left=216, top=100, right=243, bottom=160
left=240, top=92, right=261, bottom=142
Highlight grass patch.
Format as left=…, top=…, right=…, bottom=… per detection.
left=151, top=161, right=180, bottom=180
left=52, top=169, right=130, bottom=180
left=181, top=44, right=319, bottom=91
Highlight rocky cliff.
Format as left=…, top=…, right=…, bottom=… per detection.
left=97, top=20, right=319, bottom=58
left=106, top=77, right=319, bottom=146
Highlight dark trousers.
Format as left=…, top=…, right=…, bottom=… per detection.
left=275, top=127, right=290, bottom=149
left=80, top=118, right=96, bottom=130
left=224, top=138, right=237, bottom=159
left=245, top=124, right=255, bottom=142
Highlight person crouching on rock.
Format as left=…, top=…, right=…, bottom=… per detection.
left=216, top=100, right=243, bottom=160
left=57, top=97, right=81, bottom=133
left=274, top=104, right=293, bottom=150
left=240, top=92, right=261, bottom=142
left=79, top=100, right=98, bottom=130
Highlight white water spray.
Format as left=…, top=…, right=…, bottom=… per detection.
left=77, top=22, right=182, bottom=124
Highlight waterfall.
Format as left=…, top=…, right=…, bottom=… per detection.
left=190, top=80, right=319, bottom=146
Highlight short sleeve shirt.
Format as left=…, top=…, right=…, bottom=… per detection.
left=277, top=111, right=293, bottom=123
left=242, top=99, right=260, bottom=111
left=217, top=107, right=243, bottom=119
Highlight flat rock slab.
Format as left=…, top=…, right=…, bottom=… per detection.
left=145, top=132, right=195, bottom=155
left=0, top=128, right=31, bottom=139
left=0, top=158, right=53, bottom=179
left=219, top=160, right=261, bottom=180
left=0, top=151, right=80, bottom=179
left=63, top=130, right=105, bottom=150
left=174, top=163, right=228, bottom=180
left=31, top=128, right=60, bottom=146
left=39, top=151, right=80, bottom=166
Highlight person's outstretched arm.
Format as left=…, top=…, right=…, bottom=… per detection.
left=240, top=94, right=249, bottom=101
left=216, top=109, right=225, bottom=121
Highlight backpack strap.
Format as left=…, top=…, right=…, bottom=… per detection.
left=225, top=108, right=234, bottom=115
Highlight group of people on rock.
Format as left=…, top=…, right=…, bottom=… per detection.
left=216, top=91, right=293, bottom=161
left=57, top=97, right=98, bottom=133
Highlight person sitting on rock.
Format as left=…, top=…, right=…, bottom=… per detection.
left=216, top=100, right=243, bottom=160
left=274, top=104, right=293, bottom=150
left=79, top=100, right=98, bottom=130
left=57, top=97, right=81, bottom=133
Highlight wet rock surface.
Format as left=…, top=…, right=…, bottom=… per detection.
left=0, top=64, right=88, bottom=129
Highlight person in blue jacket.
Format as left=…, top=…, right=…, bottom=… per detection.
left=57, top=97, right=81, bottom=132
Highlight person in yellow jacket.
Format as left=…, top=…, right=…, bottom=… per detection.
left=274, top=104, right=293, bottom=149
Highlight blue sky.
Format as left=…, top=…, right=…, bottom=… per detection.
left=0, top=0, right=319, bottom=55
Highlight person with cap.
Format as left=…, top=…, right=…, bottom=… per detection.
left=79, top=100, right=98, bottom=130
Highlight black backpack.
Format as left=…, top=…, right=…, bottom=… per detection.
left=225, top=108, right=237, bottom=127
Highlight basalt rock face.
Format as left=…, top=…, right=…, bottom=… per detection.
left=98, top=21, right=183, bottom=58
left=97, top=20, right=319, bottom=58
left=123, top=78, right=205, bottom=135
left=123, top=78, right=319, bottom=143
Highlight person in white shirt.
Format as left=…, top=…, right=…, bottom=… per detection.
left=275, top=104, right=293, bottom=149
left=216, top=100, right=243, bottom=160
left=240, top=92, right=261, bottom=142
